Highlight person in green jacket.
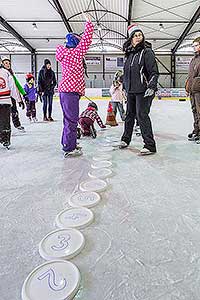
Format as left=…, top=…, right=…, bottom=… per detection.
left=1, top=56, right=26, bottom=132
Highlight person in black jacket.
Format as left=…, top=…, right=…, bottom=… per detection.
left=120, top=24, right=159, bottom=155
left=38, top=59, right=57, bottom=121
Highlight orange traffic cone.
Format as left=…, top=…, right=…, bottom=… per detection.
left=105, top=102, right=118, bottom=126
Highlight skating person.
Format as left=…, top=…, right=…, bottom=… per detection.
left=109, top=75, right=126, bottom=122
left=119, top=24, right=159, bottom=155
left=1, top=56, right=26, bottom=132
left=79, top=102, right=106, bottom=138
left=56, top=13, right=94, bottom=157
left=0, top=63, right=21, bottom=149
left=24, top=73, right=38, bottom=122
left=185, top=37, right=200, bottom=143
left=38, top=59, right=56, bottom=121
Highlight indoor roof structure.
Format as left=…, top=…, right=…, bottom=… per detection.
left=0, top=0, right=199, bottom=54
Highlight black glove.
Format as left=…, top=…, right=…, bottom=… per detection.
left=19, top=101, right=25, bottom=110
left=144, top=88, right=154, bottom=98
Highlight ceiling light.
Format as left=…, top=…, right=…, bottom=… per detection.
left=159, top=23, right=164, bottom=32
left=97, top=23, right=102, bottom=32
left=32, top=23, right=38, bottom=31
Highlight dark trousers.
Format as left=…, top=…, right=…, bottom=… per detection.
left=42, top=94, right=53, bottom=118
left=60, top=92, right=80, bottom=152
left=11, top=97, right=21, bottom=128
left=79, top=117, right=94, bottom=135
left=190, top=93, right=200, bottom=135
left=0, top=104, right=11, bottom=144
left=121, top=92, right=156, bottom=152
left=26, top=101, right=36, bottom=118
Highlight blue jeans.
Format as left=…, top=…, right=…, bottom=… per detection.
left=111, top=101, right=126, bottom=121
left=42, top=94, right=53, bottom=117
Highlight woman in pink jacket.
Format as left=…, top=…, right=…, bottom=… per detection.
left=56, top=14, right=94, bottom=157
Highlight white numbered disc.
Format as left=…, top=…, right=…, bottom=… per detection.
left=92, top=154, right=112, bottom=161
left=55, top=207, right=94, bottom=229
left=88, top=168, right=112, bottom=179
left=22, top=260, right=80, bottom=300
left=98, top=146, right=113, bottom=152
left=39, top=228, right=85, bottom=260
left=69, top=191, right=101, bottom=208
left=91, top=160, right=112, bottom=169
left=80, top=179, right=107, bottom=192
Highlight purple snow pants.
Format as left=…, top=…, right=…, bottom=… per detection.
left=60, top=92, right=80, bottom=152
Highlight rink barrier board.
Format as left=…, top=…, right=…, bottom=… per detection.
left=53, top=96, right=190, bottom=101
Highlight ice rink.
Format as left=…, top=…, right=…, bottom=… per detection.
left=1, top=98, right=200, bottom=300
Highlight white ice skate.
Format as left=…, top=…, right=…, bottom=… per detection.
left=140, top=147, right=156, bottom=155
left=64, top=148, right=83, bottom=158
left=17, top=126, right=25, bottom=133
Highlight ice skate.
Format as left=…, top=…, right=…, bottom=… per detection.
left=64, top=148, right=83, bottom=158
left=188, top=132, right=198, bottom=141
left=3, top=141, right=10, bottom=150
left=140, top=147, right=156, bottom=155
left=32, top=117, right=38, bottom=122
left=118, top=141, right=128, bottom=149
left=17, top=126, right=25, bottom=133
left=48, top=117, right=54, bottom=122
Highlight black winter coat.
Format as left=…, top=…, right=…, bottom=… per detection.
left=123, top=43, right=159, bottom=94
left=38, top=66, right=57, bottom=95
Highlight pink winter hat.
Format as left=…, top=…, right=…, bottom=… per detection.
left=128, top=23, right=143, bottom=38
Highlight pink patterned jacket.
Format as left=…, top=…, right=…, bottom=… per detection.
left=56, top=21, right=94, bottom=96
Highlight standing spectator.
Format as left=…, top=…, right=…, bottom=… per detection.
left=56, top=13, right=94, bottom=157
left=186, top=37, right=200, bottom=143
left=24, top=73, right=38, bottom=122
left=38, top=59, right=56, bottom=121
left=0, top=62, right=21, bottom=148
left=109, top=77, right=126, bottom=121
left=119, top=24, right=159, bottom=155
left=1, top=56, right=26, bottom=132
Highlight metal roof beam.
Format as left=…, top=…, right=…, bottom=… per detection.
left=172, top=6, right=200, bottom=53
left=68, top=10, right=127, bottom=21
left=128, top=0, right=134, bottom=26
left=52, top=0, right=73, bottom=32
left=0, top=16, right=35, bottom=52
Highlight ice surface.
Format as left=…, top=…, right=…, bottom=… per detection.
left=1, top=99, right=200, bottom=300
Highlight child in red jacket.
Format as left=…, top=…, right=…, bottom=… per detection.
left=79, top=102, right=106, bottom=138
